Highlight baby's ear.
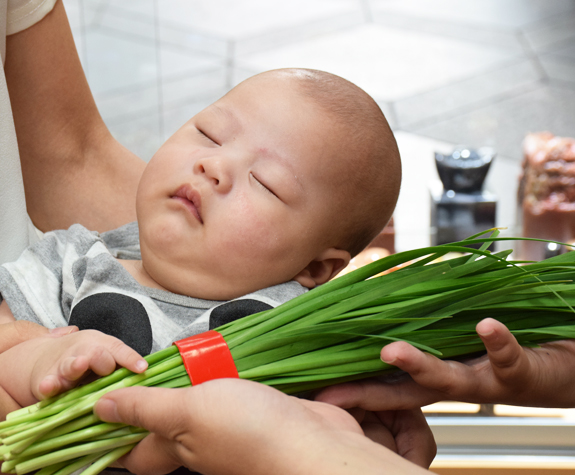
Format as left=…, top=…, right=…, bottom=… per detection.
left=293, top=248, right=351, bottom=289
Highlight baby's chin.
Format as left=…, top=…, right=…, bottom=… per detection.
left=144, top=262, right=269, bottom=302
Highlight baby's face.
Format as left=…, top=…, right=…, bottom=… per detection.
left=136, top=74, right=349, bottom=300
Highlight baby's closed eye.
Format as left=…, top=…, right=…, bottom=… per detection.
left=250, top=173, right=277, bottom=197
left=197, top=128, right=219, bottom=146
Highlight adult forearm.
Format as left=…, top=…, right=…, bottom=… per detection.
left=288, top=431, right=433, bottom=475
left=5, top=0, right=145, bottom=232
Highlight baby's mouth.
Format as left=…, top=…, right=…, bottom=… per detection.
left=172, top=185, right=203, bottom=224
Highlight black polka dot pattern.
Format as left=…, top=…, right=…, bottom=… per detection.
left=70, top=293, right=153, bottom=356
left=209, top=299, right=273, bottom=329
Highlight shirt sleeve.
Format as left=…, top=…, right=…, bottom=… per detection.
left=0, top=229, right=71, bottom=327
left=7, top=0, right=57, bottom=35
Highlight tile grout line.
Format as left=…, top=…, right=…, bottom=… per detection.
left=103, top=88, right=226, bottom=128
left=515, top=29, right=549, bottom=83
left=370, top=12, right=522, bottom=50
left=399, top=81, right=542, bottom=132
left=232, top=13, right=364, bottom=57
left=154, top=0, right=165, bottom=141
left=519, top=7, right=575, bottom=33
left=546, top=78, right=575, bottom=92
left=226, top=40, right=235, bottom=90
left=390, top=56, right=547, bottom=130
left=359, top=0, right=373, bottom=23
left=392, top=57, right=536, bottom=110
left=385, top=102, right=399, bottom=131
left=92, top=24, right=227, bottom=62
left=94, top=65, right=225, bottom=102
left=90, top=0, right=108, bottom=29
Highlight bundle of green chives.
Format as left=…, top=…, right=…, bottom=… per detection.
left=2, top=230, right=575, bottom=475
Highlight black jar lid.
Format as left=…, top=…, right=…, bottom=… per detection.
left=435, top=146, right=496, bottom=193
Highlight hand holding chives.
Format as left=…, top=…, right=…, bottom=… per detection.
left=94, top=380, right=434, bottom=475
left=316, top=317, right=575, bottom=410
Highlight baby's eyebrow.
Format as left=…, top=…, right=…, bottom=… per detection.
left=211, top=103, right=303, bottom=194
left=212, top=104, right=242, bottom=132
left=258, top=147, right=304, bottom=194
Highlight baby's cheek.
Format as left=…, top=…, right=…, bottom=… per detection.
left=221, top=197, right=284, bottom=258
left=144, top=215, right=186, bottom=252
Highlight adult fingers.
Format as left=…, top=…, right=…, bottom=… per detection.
left=476, top=318, right=529, bottom=385
left=299, top=399, right=364, bottom=434
left=119, top=433, right=181, bottom=475
left=95, top=387, right=194, bottom=440
left=380, top=409, right=437, bottom=469
left=360, top=412, right=397, bottom=451
left=316, top=377, right=439, bottom=411
left=317, top=341, right=479, bottom=410
left=381, top=341, right=484, bottom=402
left=96, top=386, right=216, bottom=473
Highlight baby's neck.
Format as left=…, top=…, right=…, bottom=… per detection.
left=118, top=259, right=168, bottom=291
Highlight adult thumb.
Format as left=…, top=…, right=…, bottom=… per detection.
left=95, top=386, right=191, bottom=437
left=95, top=387, right=194, bottom=475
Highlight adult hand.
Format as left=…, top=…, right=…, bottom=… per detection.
left=317, top=318, right=575, bottom=410
left=95, top=379, right=433, bottom=475
left=358, top=408, right=436, bottom=468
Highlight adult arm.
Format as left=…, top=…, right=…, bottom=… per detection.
left=95, top=380, right=435, bottom=475
left=317, top=318, right=575, bottom=410
left=5, top=0, right=146, bottom=233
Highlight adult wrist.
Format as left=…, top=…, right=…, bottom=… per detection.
left=281, top=429, right=431, bottom=475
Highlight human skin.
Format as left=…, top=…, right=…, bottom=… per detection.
left=1, top=0, right=136, bottom=416
left=0, top=323, right=77, bottom=419
left=5, top=0, right=395, bottom=305
left=5, top=0, right=145, bottom=233
left=5, top=0, right=388, bottom=303
left=317, top=318, right=575, bottom=410
left=133, top=72, right=357, bottom=301
left=5, top=1, right=571, bottom=471
left=0, top=328, right=147, bottom=407
left=94, top=380, right=435, bottom=475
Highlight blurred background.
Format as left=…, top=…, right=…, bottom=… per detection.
left=62, top=1, right=575, bottom=472
left=63, top=0, right=575, bottom=253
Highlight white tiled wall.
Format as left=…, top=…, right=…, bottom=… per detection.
left=64, top=0, right=575, bottom=251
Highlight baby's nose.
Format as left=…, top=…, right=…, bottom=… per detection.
left=195, top=156, right=232, bottom=193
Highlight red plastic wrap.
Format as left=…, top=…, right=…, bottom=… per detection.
left=174, top=330, right=239, bottom=385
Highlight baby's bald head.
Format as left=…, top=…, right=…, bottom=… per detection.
left=258, top=69, right=401, bottom=257
left=138, top=67, right=401, bottom=299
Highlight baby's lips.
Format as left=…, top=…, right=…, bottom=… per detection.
left=174, top=184, right=203, bottom=223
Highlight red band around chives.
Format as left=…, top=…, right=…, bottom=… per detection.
left=174, top=330, right=239, bottom=385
